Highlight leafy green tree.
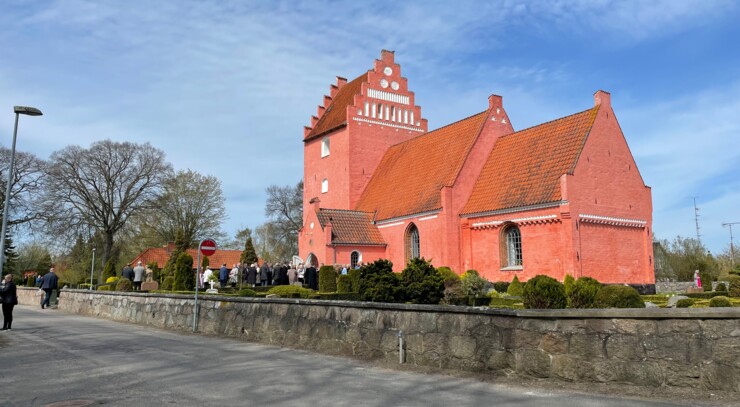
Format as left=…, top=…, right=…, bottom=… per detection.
left=173, top=252, right=195, bottom=291
left=401, top=258, right=444, bottom=304
left=657, top=236, right=718, bottom=281
left=241, top=236, right=258, bottom=265
left=461, top=269, right=487, bottom=298
left=163, top=229, right=188, bottom=278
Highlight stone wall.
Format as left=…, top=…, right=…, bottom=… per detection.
left=656, top=281, right=729, bottom=293
left=55, top=289, right=740, bottom=392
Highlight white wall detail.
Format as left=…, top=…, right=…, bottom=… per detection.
left=367, top=88, right=410, bottom=105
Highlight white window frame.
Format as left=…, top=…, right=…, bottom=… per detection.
left=321, top=178, right=328, bottom=193
left=321, top=137, right=330, bottom=158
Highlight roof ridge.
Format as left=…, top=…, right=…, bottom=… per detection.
left=566, top=105, right=601, bottom=175
left=445, top=108, right=495, bottom=188
left=387, top=110, right=488, bottom=150
left=320, top=208, right=374, bottom=214
left=499, top=106, right=599, bottom=140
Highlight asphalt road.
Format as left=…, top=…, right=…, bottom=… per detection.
left=0, top=306, right=723, bottom=407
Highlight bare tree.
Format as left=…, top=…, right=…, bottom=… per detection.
left=42, top=140, right=172, bottom=269
left=145, top=169, right=226, bottom=246
left=255, top=180, right=303, bottom=261
left=0, top=146, right=46, bottom=231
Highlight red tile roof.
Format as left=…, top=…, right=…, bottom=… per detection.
left=304, top=73, right=366, bottom=142
left=462, top=106, right=600, bottom=216
left=130, top=247, right=244, bottom=269
left=355, top=111, right=489, bottom=221
left=317, top=209, right=386, bottom=246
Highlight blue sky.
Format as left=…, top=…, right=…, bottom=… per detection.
left=1, top=0, right=738, bottom=254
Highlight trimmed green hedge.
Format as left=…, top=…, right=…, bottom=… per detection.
left=593, top=285, right=645, bottom=308
left=507, top=275, right=524, bottom=297
left=161, top=276, right=175, bottom=291
left=684, top=291, right=729, bottom=299
left=267, top=285, right=315, bottom=299
left=676, top=298, right=695, bottom=308
left=729, top=276, right=740, bottom=297
left=116, top=278, right=133, bottom=292
left=709, top=296, right=733, bottom=307
left=523, top=275, right=566, bottom=309
left=348, top=268, right=361, bottom=293
left=238, top=289, right=258, bottom=297
left=319, top=266, right=337, bottom=293
left=489, top=297, right=523, bottom=309
left=568, top=277, right=602, bottom=308
left=97, top=285, right=111, bottom=291
left=337, top=275, right=352, bottom=293
left=317, top=292, right=363, bottom=301
left=492, top=281, right=510, bottom=293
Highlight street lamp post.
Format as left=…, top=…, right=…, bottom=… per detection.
left=90, top=247, right=96, bottom=290
left=0, top=106, right=43, bottom=277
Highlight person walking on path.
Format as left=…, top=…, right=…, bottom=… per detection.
left=40, top=267, right=58, bottom=309
left=1, top=274, right=18, bottom=331
left=133, top=261, right=146, bottom=290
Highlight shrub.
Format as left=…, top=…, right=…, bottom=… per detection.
left=568, top=277, right=602, bottom=308
left=148, top=262, right=161, bottom=284
left=78, top=283, right=92, bottom=290
left=461, top=270, right=487, bottom=298
left=337, top=275, right=352, bottom=293
left=348, top=268, right=361, bottom=293
left=106, top=276, right=120, bottom=284
left=85, top=278, right=98, bottom=285
left=728, top=276, right=740, bottom=298
left=319, top=266, right=337, bottom=293
left=709, top=296, right=733, bottom=307
left=593, top=285, right=645, bottom=308
left=700, top=271, right=713, bottom=292
left=318, top=292, right=363, bottom=301
left=523, top=275, right=566, bottom=309
left=715, top=282, right=727, bottom=292
left=173, top=252, right=194, bottom=291
left=507, top=275, right=524, bottom=297
left=489, top=297, right=523, bottom=309
left=358, top=259, right=404, bottom=303
left=26, top=276, right=35, bottom=286
left=267, top=285, right=314, bottom=299
left=115, top=278, right=133, bottom=292
left=97, top=285, right=111, bottom=291
left=563, top=274, right=575, bottom=297
left=161, top=276, right=175, bottom=291
left=238, top=288, right=257, bottom=297
left=685, top=291, right=728, bottom=299
left=676, top=298, right=694, bottom=308
left=401, top=258, right=445, bottom=304
left=437, top=267, right=460, bottom=287
left=102, top=260, right=116, bottom=280
left=492, top=281, right=510, bottom=293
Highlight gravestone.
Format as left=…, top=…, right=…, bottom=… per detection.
left=141, top=281, right=159, bottom=291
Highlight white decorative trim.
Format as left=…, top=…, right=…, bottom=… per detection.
left=471, top=214, right=559, bottom=229
left=353, top=117, right=424, bottom=132
left=579, top=214, right=647, bottom=228
left=377, top=221, right=404, bottom=229
left=375, top=209, right=441, bottom=225
left=368, top=88, right=410, bottom=105
left=418, top=215, right=438, bottom=221
left=462, top=201, right=567, bottom=219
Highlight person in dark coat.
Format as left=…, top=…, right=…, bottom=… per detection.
left=219, top=264, right=229, bottom=288
left=40, top=267, right=58, bottom=309
left=121, top=264, right=134, bottom=282
left=259, top=263, right=270, bottom=286
left=305, top=265, right=318, bottom=290
left=1, top=274, right=18, bottom=331
left=246, top=264, right=257, bottom=287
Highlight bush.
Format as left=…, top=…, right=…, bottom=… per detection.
left=709, top=296, right=733, bottom=307
left=106, top=276, right=120, bottom=284
left=489, top=297, right=523, bottom=309
left=700, top=271, right=713, bottom=292
left=85, top=278, right=98, bottom=285
left=564, top=274, right=575, bottom=297
left=401, top=258, right=444, bottom=304
left=593, top=285, right=645, bottom=308
left=318, top=292, right=363, bottom=301
left=523, top=275, right=566, bottom=309
left=461, top=270, right=487, bottom=298
left=78, top=283, right=92, bottom=290
left=267, top=285, right=314, bottom=299
left=437, top=267, right=460, bottom=287
left=685, top=291, right=729, bottom=299
left=115, top=278, right=133, bottom=292
left=337, top=275, right=352, bottom=293
left=728, top=276, right=740, bottom=298
left=148, top=261, right=162, bottom=284
left=97, top=285, right=111, bottom=291
left=492, top=281, right=509, bottom=293
left=161, top=276, right=175, bottom=291
left=676, top=298, right=695, bottom=308
left=319, top=266, right=337, bottom=293
left=26, top=276, right=35, bottom=286
left=568, top=277, right=602, bottom=308
left=102, top=260, right=116, bottom=280
left=507, top=275, right=524, bottom=297
left=173, top=252, right=195, bottom=291
left=348, top=268, right=361, bottom=293
left=238, top=289, right=257, bottom=297
left=715, top=282, right=727, bottom=292
left=358, top=259, right=404, bottom=303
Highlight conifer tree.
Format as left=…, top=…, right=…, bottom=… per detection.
left=241, top=237, right=258, bottom=265
left=173, top=252, right=194, bottom=291
left=3, top=233, right=19, bottom=276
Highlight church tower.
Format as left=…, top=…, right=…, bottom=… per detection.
left=302, top=50, right=427, bottom=215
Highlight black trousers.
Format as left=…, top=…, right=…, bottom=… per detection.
left=2, top=303, right=14, bottom=329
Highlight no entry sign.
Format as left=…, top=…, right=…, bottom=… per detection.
left=200, top=239, right=217, bottom=257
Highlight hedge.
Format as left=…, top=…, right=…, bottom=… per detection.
left=522, top=275, right=566, bottom=309
left=675, top=298, right=695, bottom=308
left=729, top=276, right=740, bottom=298
left=568, top=277, right=602, bottom=308
left=318, top=266, right=337, bottom=293
left=709, top=296, right=733, bottom=307
left=337, top=275, right=352, bottom=293
left=684, top=291, right=729, bottom=299
left=267, top=285, right=315, bottom=299
left=593, top=285, right=645, bottom=308
left=317, top=292, right=363, bottom=301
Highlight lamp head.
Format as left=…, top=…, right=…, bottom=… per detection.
left=14, top=106, right=43, bottom=116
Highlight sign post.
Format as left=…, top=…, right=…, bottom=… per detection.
left=194, top=238, right=217, bottom=332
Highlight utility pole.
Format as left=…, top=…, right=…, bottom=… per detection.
left=692, top=197, right=701, bottom=243
left=722, top=222, right=739, bottom=267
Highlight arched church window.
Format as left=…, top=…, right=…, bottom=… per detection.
left=501, top=224, right=522, bottom=267
left=321, top=137, right=330, bottom=158
left=351, top=251, right=362, bottom=269
left=405, top=223, right=420, bottom=263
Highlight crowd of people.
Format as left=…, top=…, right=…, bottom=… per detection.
left=198, top=263, right=321, bottom=290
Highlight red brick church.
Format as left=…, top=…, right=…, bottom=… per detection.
left=298, top=50, right=654, bottom=290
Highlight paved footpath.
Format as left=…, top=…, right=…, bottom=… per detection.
left=0, top=306, right=728, bottom=407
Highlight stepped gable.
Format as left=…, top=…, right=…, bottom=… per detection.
left=316, top=209, right=386, bottom=246
left=304, top=74, right=366, bottom=141
left=355, top=111, right=489, bottom=221
left=462, top=106, right=600, bottom=216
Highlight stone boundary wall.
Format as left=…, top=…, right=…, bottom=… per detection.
left=36, top=289, right=740, bottom=392
left=655, top=281, right=729, bottom=293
